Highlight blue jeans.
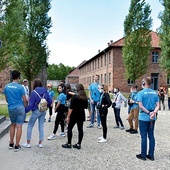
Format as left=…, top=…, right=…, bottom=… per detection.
left=9, top=105, right=25, bottom=125
left=27, top=109, right=46, bottom=141
left=90, top=101, right=100, bottom=125
left=139, top=120, right=155, bottom=158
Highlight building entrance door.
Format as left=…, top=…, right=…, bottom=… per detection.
left=151, top=73, right=159, bottom=90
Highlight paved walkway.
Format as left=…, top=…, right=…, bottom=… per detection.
left=0, top=102, right=170, bottom=170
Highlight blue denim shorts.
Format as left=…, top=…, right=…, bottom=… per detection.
left=9, top=106, right=25, bottom=125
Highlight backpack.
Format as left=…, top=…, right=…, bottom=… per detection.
left=34, top=90, right=47, bottom=112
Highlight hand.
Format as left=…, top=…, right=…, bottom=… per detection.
left=150, top=112, right=155, bottom=119
left=65, top=117, right=70, bottom=124
left=130, top=99, right=133, bottom=103
left=91, top=99, right=94, bottom=104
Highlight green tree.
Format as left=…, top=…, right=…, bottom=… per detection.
left=123, top=0, right=152, bottom=83
left=0, top=0, right=52, bottom=85
left=12, top=0, right=52, bottom=83
left=158, top=0, right=170, bottom=75
left=0, top=0, right=25, bottom=72
left=47, top=63, right=74, bottom=80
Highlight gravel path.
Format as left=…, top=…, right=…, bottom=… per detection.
left=0, top=104, right=170, bottom=170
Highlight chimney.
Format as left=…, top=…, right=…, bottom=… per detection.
left=110, top=40, right=113, bottom=44
left=108, top=42, right=110, bottom=46
left=98, top=50, right=100, bottom=53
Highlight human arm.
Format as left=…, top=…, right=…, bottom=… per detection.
left=150, top=101, right=159, bottom=119
left=22, top=95, right=28, bottom=107
left=65, top=108, right=73, bottom=124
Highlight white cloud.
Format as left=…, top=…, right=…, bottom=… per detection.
left=48, top=42, right=98, bottom=67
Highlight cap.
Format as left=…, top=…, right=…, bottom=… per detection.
left=23, top=79, right=28, bottom=82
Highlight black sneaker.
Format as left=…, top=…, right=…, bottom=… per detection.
left=136, top=154, right=146, bottom=161
left=14, top=145, right=21, bottom=152
left=130, top=130, right=138, bottom=134
left=73, top=144, right=81, bottom=149
left=62, top=143, right=72, bottom=149
left=126, top=128, right=134, bottom=132
left=146, top=155, right=154, bottom=161
left=9, top=143, right=14, bottom=149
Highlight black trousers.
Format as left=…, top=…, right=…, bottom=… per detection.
left=67, top=120, right=84, bottom=145
left=53, top=111, right=65, bottom=134
left=100, top=113, right=107, bottom=139
left=48, top=106, right=53, bottom=116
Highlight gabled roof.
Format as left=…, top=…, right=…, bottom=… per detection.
left=111, top=31, right=160, bottom=48
left=67, top=67, right=79, bottom=77
left=67, top=60, right=86, bottom=76
left=78, top=31, right=160, bottom=68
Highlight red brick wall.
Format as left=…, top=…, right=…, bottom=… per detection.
left=79, top=46, right=166, bottom=93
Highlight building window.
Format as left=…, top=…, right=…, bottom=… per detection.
left=109, top=73, right=111, bottom=84
left=101, top=74, right=103, bottom=84
left=98, top=58, right=100, bottom=68
left=152, top=51, right=159, bottom=63
left=127, top=79, right=134, bottom=85
left=104, top=54, right=107, bottom=66
left=101, top=56, right=103, bottom=67
left=104, top=73, right=106, bottom=83
left=167, top=77, right=170, bottom=85
left=108, top=51, right=111, bottom=64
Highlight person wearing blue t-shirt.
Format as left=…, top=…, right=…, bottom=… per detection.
left=4, top=70, right=27, bottom=152
left=47, top=83, right=55, bottom=122
left=87, top=75, right=101, bottom=128
left=126, top=85, right=139, bottom=134
left=136, top=77, right=159, bottom=161
left=47, top=84, right=67, bottom=140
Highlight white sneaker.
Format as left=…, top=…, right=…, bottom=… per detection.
left=47, top=134, right=57, bottom=140
left=97, top=125, right=102, bottom=129
left=22, top=143, right=31, bottom=148
left=98, top=136, right=103, bottom=140
left=37, top=143, right=43, bottom=148
left=98, top=138, right=107, bottom=143
left=57, top=132, right=66, bottom=137
left=120, top=126, right=125, bottom=130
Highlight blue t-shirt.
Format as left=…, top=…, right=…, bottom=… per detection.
left=47, top=89, right=55, bottom=100
left=131, top=92, right=139, bottom=109
left=4, top=82, right=25, bottom=109
left=137, top=88, right=159, bottom=121
left=56, top=92, right=66, bottom=105
left=89, top=83, right=101, bottom=102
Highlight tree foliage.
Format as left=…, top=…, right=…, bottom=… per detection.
left=0, top=0, right=25, bottom=72
left=158, top=0, right=170, bottom=75
left=123, top=0, right=152, bottom=82
left=0, top=0, right=52, bottom=82
left=47, top=63, right=74, bottom=80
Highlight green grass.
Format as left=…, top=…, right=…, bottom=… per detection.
left=0, top=105, right=8, bottom=117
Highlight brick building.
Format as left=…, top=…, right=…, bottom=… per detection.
left=0, top=66, right=47, bottom=93
left=78, top=31, right=167, bottom=92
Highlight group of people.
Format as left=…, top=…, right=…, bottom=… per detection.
left=4, top=70, right=160, bottom=161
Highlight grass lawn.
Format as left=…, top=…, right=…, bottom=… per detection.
left=0, top=105, right=8, bottom=117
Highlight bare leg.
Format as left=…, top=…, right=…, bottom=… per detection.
left=10, top=124, right=16, bottom=144
left=15, top=124, right=22, bottom=146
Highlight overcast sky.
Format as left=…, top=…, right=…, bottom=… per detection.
left=47, top=0, right=164, bottom=67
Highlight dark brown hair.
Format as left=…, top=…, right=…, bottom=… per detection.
left=33, top=78, right=42, bottom=89
left=77, top=84, right=88, bottom=100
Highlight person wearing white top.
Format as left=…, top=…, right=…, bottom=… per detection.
left=113, top=88, right=127, bottom=130
left=22, top=79, right=29, bottom=123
